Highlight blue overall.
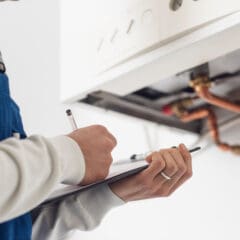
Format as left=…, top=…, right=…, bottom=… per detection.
left=0, top=70, right=32, bottom=239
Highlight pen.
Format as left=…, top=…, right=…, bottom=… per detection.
left=112, top=146, right=201, bottom=166
left=130, top=146, right=201, bottom=161
left=66, top=109, right=78, bottom=131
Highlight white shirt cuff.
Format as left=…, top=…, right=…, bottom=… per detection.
left=49, top=136, right=85, bottom=185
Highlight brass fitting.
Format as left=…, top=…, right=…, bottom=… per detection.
left=189, top=76, right=212, bottom=91
left=230, top=145, right=240, bottom=155
left=171, top=98, right=194, bottom=117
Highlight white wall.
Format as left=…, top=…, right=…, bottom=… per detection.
left=1, top=1, right=240, bottom=240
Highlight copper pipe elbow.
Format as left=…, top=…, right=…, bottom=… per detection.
left=194, top=83, right=240, bottom=114
left=180, top=108, right=240, bottom=155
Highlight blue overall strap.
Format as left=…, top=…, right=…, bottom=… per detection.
left=0, top=72, right=32, bottom=240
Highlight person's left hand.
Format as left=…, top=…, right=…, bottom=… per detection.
left=109, top=144, right=192, bottom=202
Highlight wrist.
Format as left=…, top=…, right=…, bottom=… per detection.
left=109, top=180, right=132, bottom=202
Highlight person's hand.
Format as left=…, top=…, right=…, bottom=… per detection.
left=68, top=125, right=117, bottom=185
left=109, top=144, right=192, bottom=202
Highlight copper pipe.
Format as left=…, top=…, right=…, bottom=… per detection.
left=191, top=77, right=240, bottom=113
left=181, top=108, right=240, bottom=154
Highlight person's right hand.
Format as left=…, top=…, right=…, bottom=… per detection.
left=68, top=125, right=117, bottom=185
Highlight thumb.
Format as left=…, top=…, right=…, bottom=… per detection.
left=145, top=151, right=157, bottom=163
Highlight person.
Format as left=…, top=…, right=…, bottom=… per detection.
left=0, top=1, right=193, bottom=240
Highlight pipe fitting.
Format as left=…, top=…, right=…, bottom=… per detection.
left=163, top=98, right=194, bottom=117
left=189, top=76, right=212, bottom=91
left=230, top=145, right=240, bottom=155
left=190, top=75, right=240, bottom=113
left=180, top=107, right=240, bottom=155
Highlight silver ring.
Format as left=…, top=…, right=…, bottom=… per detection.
left=161, top=172, right=171, bottom=180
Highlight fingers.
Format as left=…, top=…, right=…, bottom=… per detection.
left=101, top=126, right=118, bottom=149
left=142, top=152, right=165, bottom=179
left=179, top=143, right=192, bottom=163
left=161, top=148, right=187, bottom=187
left=145, top=148, right=183, bottom=182
left=93, top=125, right=117, bottom=150
left=151, top=148, right=183, bottom=187
left=159, top=150, right=178, bottom=178
left=145, top=152, right=154, bottom=163
left=74, top=124, right=118, bottom=185
left=105, top=131, right=118, bottom=148
left=103, top=137, right=117, bottom=151
left=150, top=145, right=193, bottom=197
left=111, top=144, right=193, bottom=201
left=168, top=144, right=193, bottom=194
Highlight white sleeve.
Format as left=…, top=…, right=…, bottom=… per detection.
left=31, top=184, right=125, bottom=240
left=0, top=135, right=85, bottom=223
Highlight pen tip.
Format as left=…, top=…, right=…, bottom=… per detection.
left=66, top=109, right=72, bottom=116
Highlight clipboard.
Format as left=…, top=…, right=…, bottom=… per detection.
left=41, top=160, right=148, bottom=206
left=40, top=147, right=200, bottom=206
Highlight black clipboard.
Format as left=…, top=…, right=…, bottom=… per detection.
left=41, top=162, right=148, bottom=206
left=40, top=147, right=200, bottom=207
